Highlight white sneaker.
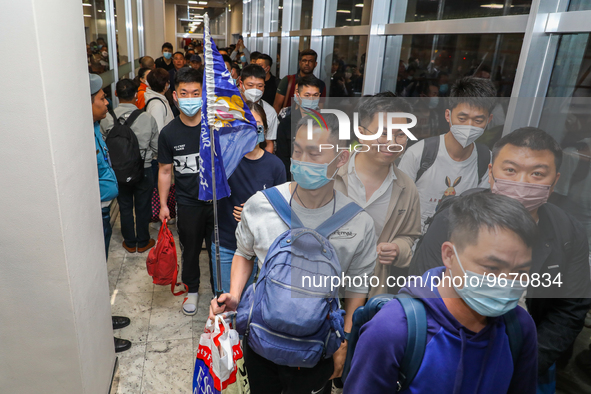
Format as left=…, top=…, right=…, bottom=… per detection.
left=331, top=381, right=343, bottom=394
left=585, top=310, right=591, bottom=328
left=182, top=292, right=199, bottom=316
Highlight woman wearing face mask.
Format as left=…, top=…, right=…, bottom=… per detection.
left=212, top=102, right=287, bottom=295
left=135, top=68, right=151, bottom=109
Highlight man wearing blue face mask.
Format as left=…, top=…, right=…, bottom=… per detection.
left=276, top=75, right=323, bottom=181
left=399, top=77, right=495, bottom=234
left=213, top=102, right=286, bottom=295
left=155, top=42, right=174, bottom=71
left=158, top=67, right=214, bottom=316
left=409, top=127, right=591, bottom=391
left=209, top=113, right=378, bottom=393
left=346, top=192, right=539, bottom=393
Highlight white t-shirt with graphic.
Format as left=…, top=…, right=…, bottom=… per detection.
left=398, top=134, right=491, bottom=233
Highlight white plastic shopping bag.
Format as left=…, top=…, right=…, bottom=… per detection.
left=193, top=314, right=250, bottom=394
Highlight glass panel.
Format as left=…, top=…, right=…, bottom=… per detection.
left=380, top=33, right=523, bottom=98
left=257, top=0, right=265, bottom=34
left=276, top=0, right=283, bottom=32
left=299, top=0, right=314, bottom=30
left=540, top=34, right=591, bottom=246
left=299, top=36, right=311, bottom=51
left=393, top=0, right=532, bottom=23
left=84, top=0, right=110, bottom=73
left=114, top=0, right=130, bottom=76
left=131, top=0, right=140, bottom=67
left=323, top=36, right=368, bottom=97
left=569, top=0, right=591, bottom=11
left=333, top=0, right=372, bottom=27
left=244, top=1, right=251, bottom=32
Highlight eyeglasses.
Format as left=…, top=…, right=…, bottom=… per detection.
left=359, top=126, right=408, bottom=144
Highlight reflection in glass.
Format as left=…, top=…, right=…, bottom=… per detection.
left=84, top=0, right=110, bottom=74
left=569, top=0, right=591, bottom=11
left=332, top=0, right=372, bottom=27
left=323, top=36, right=368, bottom=98
left=381, top=33, right=523, bottom=99
left=299, top=0, right=314, bottom=30
left=541, top=34, right=591, bottom=246
left=394, top=0, right=532, bottom=23
left=114, top=0, right=130, bottom=71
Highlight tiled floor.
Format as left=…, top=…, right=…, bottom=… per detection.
left=108, top=218, right=212, bottom=394
left=105, top=216, right=591, bottom=393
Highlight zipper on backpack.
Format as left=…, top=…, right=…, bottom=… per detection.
left=250, top=323, right=324, bottom=345
left=269, top=278, right=331, bottom=298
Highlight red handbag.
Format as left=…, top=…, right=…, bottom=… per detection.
left=146, top=220, right=187, bottom=296
left=150, top=185, right=177, bottom=222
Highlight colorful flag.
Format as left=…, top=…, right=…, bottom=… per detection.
left=199, top=19, right=257, bottom=201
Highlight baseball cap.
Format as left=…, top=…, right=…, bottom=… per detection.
left=190, top=54, right=202, bottom=62
left=89, top=74, right=103, bottom=95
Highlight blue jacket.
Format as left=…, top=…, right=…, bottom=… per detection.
left=94, top=122, right=118, bottom=202
left=344, top=267, right=538, bottom=394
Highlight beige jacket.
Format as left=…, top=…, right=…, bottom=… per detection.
left=334, top=160, right=421, bottom=297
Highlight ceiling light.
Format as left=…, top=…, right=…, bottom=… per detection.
left=355, top=3, right=364, bottom=6
left=83, top=14, right=92, bottom=17
left=480, top=3, right=503, bottom=8
left=199, top=1, right=207, bottom=4
left=345, top=18, right=352, bottom=21
left=188, top=1, right=198, bottom=3
left=337, top=10, right=351, bottom=13
left=82, top=3, right=92, bottom=6
left=190, top=6, right=204, bottom=9
left=278, top=6, right=283, bottom=9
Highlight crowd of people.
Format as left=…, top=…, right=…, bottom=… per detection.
left=87, top=37, right=591, bottom=394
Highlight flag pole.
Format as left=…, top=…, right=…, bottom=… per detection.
left=203, top=13, right=224, bottom=300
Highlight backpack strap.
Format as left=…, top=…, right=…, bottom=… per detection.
left=503, top=309, right=522, bottom=369
left=416, top=136, right=440, bottom=182
left=125, top=109, right=144, bottom=127
left=145, top=97, right=168, bottom=116
left=108, top=109, right=121, bottom=125
left=314, top=202, right=363, bottom=239
left=262, top=187, right=303, bottom=228
left=475, top=142, right=491, bottom=184
left=395, top=293, right=428, bottom=392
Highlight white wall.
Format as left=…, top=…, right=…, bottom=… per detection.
left=165, top=3, right=177, bottom=51
left=0, top=1, right=115, bottom=392
left=143, top=0, right=166, bottom=59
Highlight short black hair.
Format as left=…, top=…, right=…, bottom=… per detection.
left=175, top=67, right=203, bottom=89
left=492, top=127, right=563, bottom=172
left=449, top=77, right=497, bottom=114
left=231, top=63, right=241, bottom=73
left=296, top=113, right=343, bottom=146
left=448, top=192, right=538, bottom=252
left=172, top=51, right=185, bottom=60
left=162, top=42, right=173, bottom=51
left=147, top=68, right=170, bottom=92
left=222, top=54, right=233, bottom=65
left=296, top=75, right=322, bottom=92
left=97, top=37, right=105, bottom=44
left=137, top=67, right=151, bottom=80
left=299, top=49, right=318, bottom=62
left=357, top=94, right=413, bottom=127
left=116, top=78, right=138, bottom=101
left=241, top=64, right=266, bottom=82
left=185, top=53, right=193, bottom=62
left=256, top=53, right=273, bottom=67
left=250, top=51, right=262, bottom=61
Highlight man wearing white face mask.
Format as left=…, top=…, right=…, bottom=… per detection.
left=346, top=192, right=539, bottom=393
left=158, top=68, right=215, bottom=316
left=399, top=77, right=496, bottom=234
left=410, top=127, right=591, bottom=390
left=239, top=64, right=278, bottom=154
left=210, top=113, right=377, bottom=393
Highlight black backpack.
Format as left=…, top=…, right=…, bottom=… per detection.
left=105, top=109, right=144, bottom=185
left=144, top=97, right=167, bottom=116
left=416, top=136, right=491, bottom=183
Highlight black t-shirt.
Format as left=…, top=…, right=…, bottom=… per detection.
left=218, top=151, right=286, bottom=250
left=262, top=74, right=278, bottom=107
left=158, top=117, right=208, bottom=206
left=276, top=108, right=302, bottom=181
left=155, top=56, right=174, bottom=71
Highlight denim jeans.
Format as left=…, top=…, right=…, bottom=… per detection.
left=211, top=243, right=258, bottom=295
left=101, top=206, right=112, bottom=261
left=117, top=170, right=154, bottom=248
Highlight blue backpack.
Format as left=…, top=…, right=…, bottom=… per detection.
left=236, top=187, right=363, bottom=368
left=341, top=294, right=523, bottom=391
